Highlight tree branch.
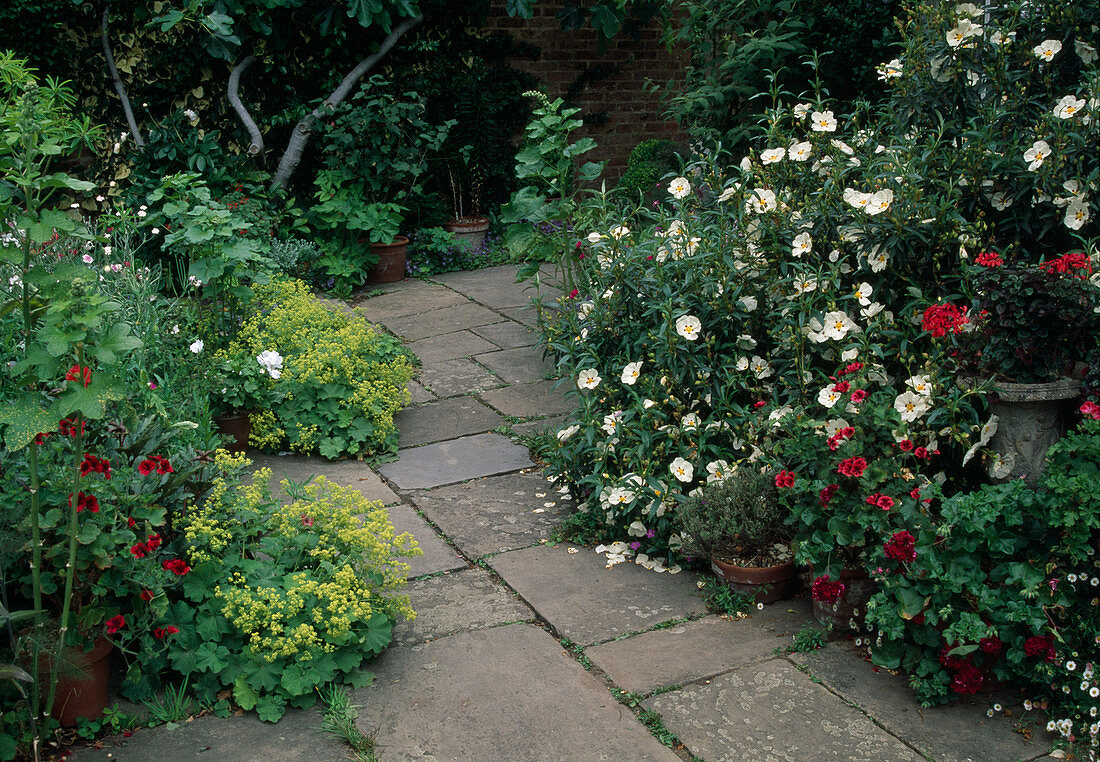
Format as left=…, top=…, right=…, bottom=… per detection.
left=101, top=4, right=143, bottom=147
left=270, top=15, right=422, bottom=191
left=228, top=55, right=263, bottom=159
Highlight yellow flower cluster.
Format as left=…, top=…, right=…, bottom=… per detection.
left=248, top=409, right=285, bottom=450
left=184, top=450, right=257, bottom=562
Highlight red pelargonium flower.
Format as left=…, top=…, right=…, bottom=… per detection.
left=58, top=418, right=85, bottom=437
left=127, top=517, right=137, bottom=528
left=1023, top=635, right=1054, bottom=661
left=140, top=590, right=154, bottom=601
left=130, top=543, right=149, bottom=559
left=914, top=447, right=929, bottom=460
left=1081, top=401, right=1100, bottom=420
left=65, top=364, right=93, bottom=387
left=68, top=491, right=100, bottom=513
left=568, top=289, right=579, bottom=299
left=105, top=615, right=126, bottom=635
left=774, top=470, right=796, bottom=488
left=162, top=558, right=191, bottom=576
left=832, top=380, right=850, bottom=394
left=818, top=484, right=839, bottom=506
left=836, top=457, right=868, bottom=478
left=865, top=493, right=895, bottom=511
left=975, top=251, right=1003, bottom=267
left=921, top=302, right=969, bottom=338
left=79, top=454, right=112, bottom=480
left=811, top=574, right=847, bottom=604
left=836, top=361, right=864, bottom=377
left=153, top=625, right=180, bottom=640
left=979, top=636, right=1003, bottom=654
left=897, top=439, right=914, bottom=452
left=1042, top=251, right=1091, bottom=276
left=145, top=534, right=162, bottom=552
left=909, top=486, right=922, bottom=500
left=951, top=663, right=984, bottom=694
left=849, top=389, right=867, bottom=404
left=883, top=530, right=916, bottom=562
left=138, top=455, right=173, bottom=475
left=301, top=514, right=315, bottom=527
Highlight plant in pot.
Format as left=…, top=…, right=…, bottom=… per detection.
left=442, top=145, right=490, bottom=249
left=928, top=250, right=1100, bottom=481
left=208, top=345, right=284, bottom=452
left=675, top=469, right=794, bottom=604
left=312, top=75, right=452, bottom=289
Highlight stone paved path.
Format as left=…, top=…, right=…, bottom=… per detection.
left=74, top=266, right=1055, bottom=762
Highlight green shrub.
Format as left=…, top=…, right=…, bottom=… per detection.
left=675, top=469, right=786, bottom=560
left=614, top=139, right=682, bottom=201
left=230, top=277, right=415, bottom=459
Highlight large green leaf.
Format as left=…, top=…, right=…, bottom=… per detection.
left=0, top=397, right=58, bottom=449
left=233, top=676, right=259, bottom=711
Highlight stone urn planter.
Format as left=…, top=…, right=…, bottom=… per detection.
left=443, top=216, right=490, bottom=249
left=711, top=557, right=795, bottom=604
left=986, top=378, right=1080, bottom=483
left=368, top=236, right=409, bottom=283
left=812, top=567, right=878, bottom=631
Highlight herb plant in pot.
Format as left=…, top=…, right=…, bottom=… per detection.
left=313, top=75, right=452, bottom=287
left=675, top=469, right=794, bottom=604
left=932, top=251, right=1100, bottom=481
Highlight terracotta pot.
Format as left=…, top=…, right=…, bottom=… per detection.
left=985, top=378, right=1080, bottom=483
left=711, top=557, right=795, bottom=604
left=51, top=636, right=113, bottom=727
left=812, top=567, right=878, bottom=631
left=368, top=236, right=409, bottom=283
left=215, top=413, right=251, bottom=452
left=443, top=217, right=490, bottom=249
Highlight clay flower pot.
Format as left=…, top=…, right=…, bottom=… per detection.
left=711, top=557, right=796, bottom=604
left=812, top=567, right=878, bottom=631
left=443, top=217, right=490, bottom=249
left=215, top=412, right=251, bottom=453
left=368, top=236, right=409, bottom=283
left=51, top=636, right=113, bottom=727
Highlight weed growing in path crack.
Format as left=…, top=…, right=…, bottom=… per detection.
left=696, top=576, right=755, bottom=617
left=141, top=677, right=196, bottom=724
left=319, top=684, right=379, bottom=762
left=559, top=638, right=593, bottom=670
left=790, top=625, right=827, bottom=653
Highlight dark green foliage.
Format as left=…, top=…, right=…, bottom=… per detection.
left=614, top=139, right=682, bottom=201
left=790, top=625, right=827, bottom=652
left=676, top=470, right=787, bottom=560
left=696, top=575, right=755, bottom=616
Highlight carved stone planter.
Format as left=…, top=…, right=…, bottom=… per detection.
left=987, top=378, right=1079, bottom=483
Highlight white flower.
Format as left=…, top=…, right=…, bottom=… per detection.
left=256, top=349, right=284, bottom=379
left=187, top=275, right=203, bottom=288
left=955, top=3, right=981, bottom=17
left=706, top=460, right=731, bottom=483
left=822, top=310, right=858, bottom=341
left=1077, top=40, right=1098, bottom=64
left=894, top=390, right=931, bottom=422
left=877, top=58, right=903, bottom=80
left=1054, top=95, right=1085, bottom=119
left=189, top=340, right=204, bottom=354
left=866, top=189, right=894, bottom=216
left=609, top=225, right=630, bottom=239
left=680, top=413, right=700, bottom=432
left=668, top=177, right=691, bottom=199
left=824, top=418, right=850, bottom=437
left=716, top=185, right=738, bottom=203
left=818, top=387, right=842, bottom=408
left=1065, top=199, right=1090, bottom=230
left=621, top=361, right=643, bottom=385
left=736, top=334, right=757, bottom=350
left=830, top=139, right=854, bottom=155
left=788, top=141, right=812, bottom=162
left=601, top=411, right=621, bottom=436
left=557, top=424, right=580, bottom=441
left=739, top=296, right=758, bottom=312
left=760, top=147, right=785, bottom=165
left=810, top=110, right=837, bottom=132
left=1034, top=39, right=1062, bottom=61
left=669, top=457, right=694, bottom=483
left=577, top=301, right=594, bottom=320
left=990, top=192, right=1012, bottom=210
left=792, top=275, right=818, bottom=295
left=860, top=302, right=884, bottom=319
left=586, top=231, right=602, bottom=244
left=906, top=375, right=932, bottom=396
left=867, top=248, right=889, bottom=273
left=989, top=29, right=1014, bottom=46
left=946, top=19, right=983, bottom=47
left=853, top=282, right=874, bottom=306
left=843, top=188, right=872, bottom=211
left=82, top=253, right=94, bottom=264
left=746, top=188, right=777, bottom=213
left=577, top=369, right=602, bottom=390
left=750, top=355, right=773, bottom=379
left=1067, top=660, right=1077, bottom=671
left=735, top=356, right=750, bottom=372
left=793, top=103, right=811, bottom=120
left=792, top=232, right=812, bottom=258
left=170, top=324, right=180, bottom=335
left=675, top=315, right=702, bottom=341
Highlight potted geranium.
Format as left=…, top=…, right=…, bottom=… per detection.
left=928, top=251, right=1100, bottom=481
left=209, top=346, right=284, bottom=452
left=675, top=469, right=794, bottom=604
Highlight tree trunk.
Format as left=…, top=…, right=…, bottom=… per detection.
left=101, top=4, right=143, bottom=147
left=228, top=55, right=263, bottom=159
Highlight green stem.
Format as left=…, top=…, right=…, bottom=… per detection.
left=43, top=376, right=85, bottom=720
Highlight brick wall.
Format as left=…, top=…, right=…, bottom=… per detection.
left=482, top=1, right=687, bottom=181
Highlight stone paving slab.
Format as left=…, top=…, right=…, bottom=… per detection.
left=510, top=414, right=569, bottom=440
left=489, top=545, right=706, bottom=645
left=790, top=642, right=1052, bottom=761
left=407, top=472, right=572, bottom=558
left=386, top=503, right=466, bottom=578
left=405, top=330, right=499, bottom=363
left=352, top=624, right=681, bottom=762
left=70, top=704, right=342, bottom=761
left=498, top=305, right=540, bottom=327
left=393, top=396, right=505, bottom=448
left=586, top=602, right=816, bottom=696
left=353, top=284, right=468, bottom=321
left=479, top=379, right=576, bottom=418
left=406, top=379, right=435, bottom=404
left=383, top=302, right=504, bottom=341
left=418, top=357, right=506, bottom=398
left=246, top=453, right=398, bottom=505
left=471, top=320, right=538, bottom=348
left=432, top=265, right=554, bottom=309
left=377, top=433, right=534, bottom=490
left=644, top=660, right=923, bottom=762
left=392, top=568, right=534, bottom=646
left=474, top=346, right=558, bottom=384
